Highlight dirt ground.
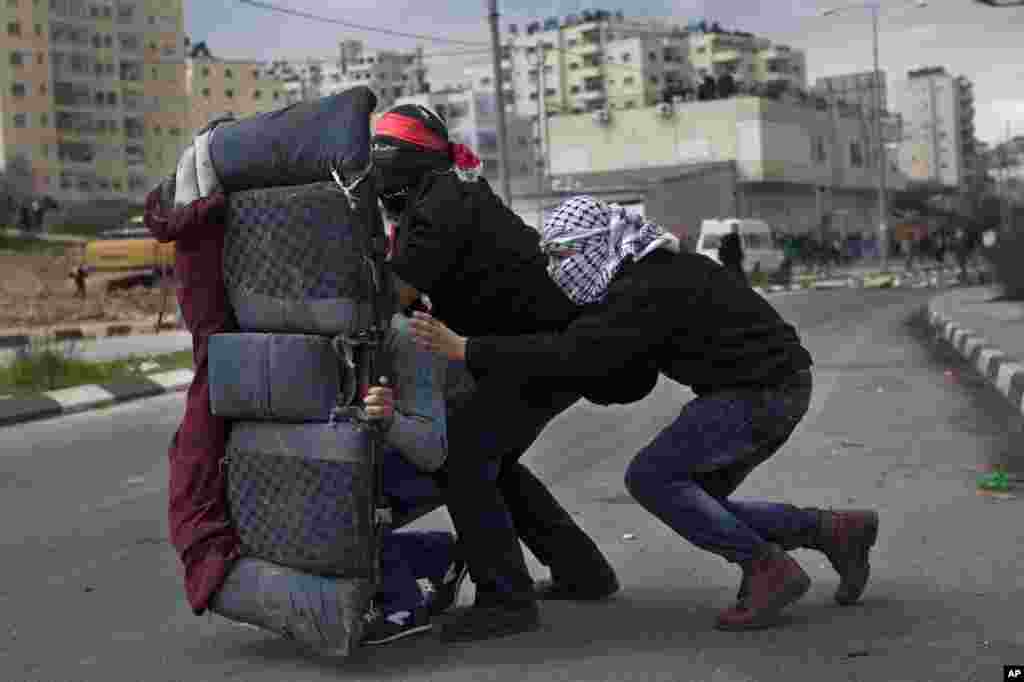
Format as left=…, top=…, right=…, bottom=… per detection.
left=0, top=249, right=174, bottom=330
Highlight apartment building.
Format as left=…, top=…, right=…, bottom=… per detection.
left=186, top=42, right=284, bottom=137
left=898, top=66, right=976, bottom=189
left=1, top=0, right=190, bottom=202
left=331, top=40, right=427, bottom=110
left=814, top=71, right=888, bottom=113
left=501, top=12, right=806, bottom=121
left=687, top=27, right=806, bottom=91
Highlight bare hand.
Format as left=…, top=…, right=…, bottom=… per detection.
left=408, top=312, right=467, bottom=361
left=364, top=379, right=395, bottom=426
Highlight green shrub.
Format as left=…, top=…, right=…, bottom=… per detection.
left=984, top=228, right=1024, bottom=300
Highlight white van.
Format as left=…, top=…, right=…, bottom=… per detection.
left=695, top=218, right=785, bottom=274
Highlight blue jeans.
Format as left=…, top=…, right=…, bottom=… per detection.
left=624, top=370, right=816, bottom=565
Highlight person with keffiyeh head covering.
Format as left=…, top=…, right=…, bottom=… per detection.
left=409, top=195, right=882, bottom=633
left=369, top=105, right=664, bottom=644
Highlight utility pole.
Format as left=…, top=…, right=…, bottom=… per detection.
left=870, top=4, right=889, bottom=272
left=535, top=45, right=547, bottom=230
left=487, top=0, right=511, bottom=203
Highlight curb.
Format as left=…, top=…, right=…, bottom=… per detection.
left=0, top=319, right=184, bottom=349
left=926, top=301, right=1024, bottom=417
left=0, top=369, right=195, bottom=428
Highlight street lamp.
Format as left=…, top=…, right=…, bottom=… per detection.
left=821, top=0, right=927, bottom=273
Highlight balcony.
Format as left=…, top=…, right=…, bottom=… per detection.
left=712, top=49, right=741, bottom=64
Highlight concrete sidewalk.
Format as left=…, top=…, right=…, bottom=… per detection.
left=927, top=286, right=1024, bottom=415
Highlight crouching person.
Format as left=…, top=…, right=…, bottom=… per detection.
left=210, top=382, right=468, bottom=651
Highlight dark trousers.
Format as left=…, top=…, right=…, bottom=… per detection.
left=624, top=370, right=815, bottom=564
left=438, top=372, right=599, bottom=600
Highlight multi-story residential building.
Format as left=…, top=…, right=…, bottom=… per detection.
left=1, top=0, right=190, bottom=202
left=686, top=24, right=806, bottom=91
left=814, top=71, right=887, bottom=113
left=185, top=42, right=285, bottom=138
left=332, top=41, right=427, bottom=111
left=500, top=12, right=806, bottom=121
left=263, top=42, right=428, bottom=110
left=898, top=66, right=976, bottom=189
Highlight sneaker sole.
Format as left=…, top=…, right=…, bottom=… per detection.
left=835, top=511, right=879, bottom=606
left=715, top=572, right=811, bottom=632
left=361, top=622, right=433, bottom=646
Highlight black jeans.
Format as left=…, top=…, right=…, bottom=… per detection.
left=436, top=366, right=599, bottom=601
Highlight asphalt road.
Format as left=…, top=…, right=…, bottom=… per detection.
left=1, top=288, right=1022, bottom=682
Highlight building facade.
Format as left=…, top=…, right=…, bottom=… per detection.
left=814, top=71, right=887, bottom=113
left=545, top=96, right=910, bottom=238
left=687, top=27, right=806, bottom=92
left=186, top=44, right=284, bottom=137
left=898, top=66, right=976, bottom=190
left=1, top=0, right=191, bottom=202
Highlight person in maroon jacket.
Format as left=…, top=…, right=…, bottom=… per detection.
left=409, top=195, right=881, bottom=632
left=143, top=181, right=241, bottom=615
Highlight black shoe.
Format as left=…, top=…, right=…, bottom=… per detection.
left=439, top=599, right=540, bottom=643
left=534, top=576, right=619, bottom=601
left=360, top=606, right=433, bottom=646
left=424, top=558, right=469, bottom=617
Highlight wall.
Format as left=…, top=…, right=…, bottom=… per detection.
left=548, top=97, right=758, bottom=176
left=646, top=164, right=738, bottom=244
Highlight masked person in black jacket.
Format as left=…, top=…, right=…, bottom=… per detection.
left=370, top=105, right=658, bottom=643
left=409, top=196, right=881, bottom=632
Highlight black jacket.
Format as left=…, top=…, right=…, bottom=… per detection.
left=390, top=172, right=658, bottom=404
left=465, top=250, right=813, bottom=398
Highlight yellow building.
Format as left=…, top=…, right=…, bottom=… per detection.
left=185, top=43, right=285, bottom=138
left=0, top=0, right=189, bottom=202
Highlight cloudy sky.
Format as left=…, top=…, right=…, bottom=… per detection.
left=186, top=1, right=1024, bottom=145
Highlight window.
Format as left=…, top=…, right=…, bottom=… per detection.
left=7, top=0, right=18, bottom=7
left=104, top=35, right=112, bottom=48
left=225, top=68, right=233, bottom=78
left=36, top=52, right=43, bottom=64
left=151, top=67, right=157, bottom=78
left=8, top=21, right=21, bottom=36
left=621, top=52, right=631, bottom=62
left=650, top=75, right=659, bottom=84
left=153, top=124, right=162, bottom=135
left=201, top=66, right=210, bottom=77
left=253, top=89, right=262, bottom=99
left=624, top=76, right=635, bottom=86
left=649, top=51, right=657, bottom=61
left=13, top=113, right=27, bottom=127
left=625, top=101, right=636, bottom=109
left=273, top=91, right=280, bottom=100
left=10, top=51, right=24, bottom=67
left=225, top=89, right=234, bottom=98
left=35, top=23, right=41, bottom=36
left=545, top=87, right=556, bottom=97
left=11, top=82, right=27, bottom=97
left=106, top=92, right=116, bottom=105
left=201, top=87, right=210, bottom=97
left=40, top=113, right=48, bottom=126
left=850, top=141, right=864, bottom=167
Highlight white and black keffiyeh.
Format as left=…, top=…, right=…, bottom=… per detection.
left=540, top=195, right=681, bottom=305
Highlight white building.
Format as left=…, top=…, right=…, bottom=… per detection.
left=543, top=96, right=911, bottom=238
left=898, top=66, right=976, bottom=189
left=265, top=41, right=429, bottom=110
left=815, top=71, right=887, bottom=113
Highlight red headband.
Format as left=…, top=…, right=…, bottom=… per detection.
left=374, top=112, right=449, bottom=152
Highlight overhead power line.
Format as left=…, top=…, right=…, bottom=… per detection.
left=234, top=0, right=491, bottom=46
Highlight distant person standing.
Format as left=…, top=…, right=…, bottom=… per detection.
left=70, top=263, right=89, bottom=298
left=718, top=224, right=747, bottom=286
